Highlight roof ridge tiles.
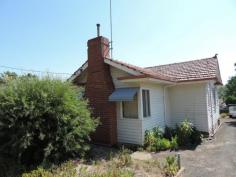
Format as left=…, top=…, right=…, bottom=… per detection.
left=145, top=56, right=216, bottom=69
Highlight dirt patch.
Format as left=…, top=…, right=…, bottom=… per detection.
left=131, top=151, right=152, bottom=161
left=75, top=146, right=180, bottom=177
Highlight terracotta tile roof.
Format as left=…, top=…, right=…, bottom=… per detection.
left=71, top=56, right=222, bottom=84
left=145, top=56, right=222, bottom=83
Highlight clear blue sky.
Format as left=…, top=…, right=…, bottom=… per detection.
left=0, top=0, right=235, bottom=83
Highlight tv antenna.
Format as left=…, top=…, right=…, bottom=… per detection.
left=109, top=0, right=113, bottom=58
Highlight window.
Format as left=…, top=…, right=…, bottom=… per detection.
left=142, top=90, right=150, bottom=117
left=122, top=94, right=138, bottom=118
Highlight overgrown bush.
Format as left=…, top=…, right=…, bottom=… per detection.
left=176, top=119, right=202, bottom=146
left=144, top=130, right=157, bottom=149
left=170, top=136, right=178, bottom=150
left=0, top=154, right=24, bottom=177
left=157, top=138, right=171, bottom=151
left=189, top=127, right=202, bottom=145
left=176, top=119, right=193, bottom=146
left=152, top=126, right=163, bottom=138
left=163, top=127, right=176, bottom=140
left=145, top=120, right=202, bottom=152
left=0, top=77, right=98, bottom=167
left=145, top=127, right=171, bottom=152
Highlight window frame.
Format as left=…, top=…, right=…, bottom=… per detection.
left=142, top=89, right=151, bottom=118
left=121, top=93, right=139, bottom=119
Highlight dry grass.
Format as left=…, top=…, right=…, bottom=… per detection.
left=20, top=146, right=178, bottom=177
left=220, top=113, right=228, bottom=118
left=76, top=147, right=167, bottom=177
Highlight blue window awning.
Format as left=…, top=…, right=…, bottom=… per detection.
left=109, top=88, right=139, bottom=102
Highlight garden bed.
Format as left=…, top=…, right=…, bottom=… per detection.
left=22, top=146, right=181, bottom=177
left=144, top=119, right=203, bottom=153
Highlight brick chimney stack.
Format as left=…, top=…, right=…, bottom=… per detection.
left=85, top=25, right=117, bottom=145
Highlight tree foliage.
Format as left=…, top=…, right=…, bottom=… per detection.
left=0, top=71, right=18, bottom=84
left=0, top=77, right=98, bottom=167
left=224, top=63, right=236, bottom=104
left=219, top=63, right=236, bottom=105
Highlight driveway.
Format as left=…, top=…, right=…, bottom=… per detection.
left=181, top=118, right=236, bottom=177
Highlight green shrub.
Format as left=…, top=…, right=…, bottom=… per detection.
left=163, top=127, right=176, bottom=140
left=176, top=119, right=193, bottom=146
left=152, top=126, right=163, bottom=139
left=162, top=156, right=179, bottom=177
left=145, top=127, right=172, bottom=152
left=190, top=127, right=202, bottom=145
left=144, top=126, right=163, bottom=146
left=170, top=136, right=178, bottom=150
left=175, top=119, right=202, bottom=146
left=144, top=130, right=157, bottom=147
left=0, top=154, right=24, bottom=177
left=145, top=120, right=202, bottom=151
left=0, top=77, right=98, bottom=167
left=156, top=138, right=171, bottom=151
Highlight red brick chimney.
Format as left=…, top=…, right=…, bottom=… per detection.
left=85, top=25, right=117, bottom=145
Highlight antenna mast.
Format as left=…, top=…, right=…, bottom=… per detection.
left=109, top=0, right=113, bottom=58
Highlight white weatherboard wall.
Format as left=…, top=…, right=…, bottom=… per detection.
left=207, top=81, right=220, bottom=134
left=110, top=66, right=143, bottom=144
left=110, top=66, right=133, bottom=88
left=141, top=83, right=166, bottom=142
left=116, top=103, right=143, bottom=144
left=164, top=86, right=171, bottom=126
left=167, top=83, right=209, bottom=132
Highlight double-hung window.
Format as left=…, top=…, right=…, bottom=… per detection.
left=142, top=90, right=151, bottom=117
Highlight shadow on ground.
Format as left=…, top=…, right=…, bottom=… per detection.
left=225, top=120, right=236, bottom=127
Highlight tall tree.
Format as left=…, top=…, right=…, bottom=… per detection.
left=224, top=63, right=236, bottom=104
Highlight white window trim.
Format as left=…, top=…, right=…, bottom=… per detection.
left=119, top=93, right=140, bottom=120
left=142, top=89, right=151, bottom=118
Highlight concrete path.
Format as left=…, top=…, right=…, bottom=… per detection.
left=181, top=118, right=236, bottom=177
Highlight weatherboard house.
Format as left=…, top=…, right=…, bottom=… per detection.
left=70, top=30, right=222, bottom=146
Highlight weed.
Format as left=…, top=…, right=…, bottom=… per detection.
left=162, top=156, right=179, bottom=177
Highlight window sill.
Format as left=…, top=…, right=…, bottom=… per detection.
left=121, top=117, right=140, bottom=120
left=143, top=115, right=151, bottom=119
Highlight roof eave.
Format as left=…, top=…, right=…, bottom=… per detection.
left=68, top=61, right=88, bottom=81
left=176, top=77, right=223, bottom=85
left=118, top=76, right=176, bottom=84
